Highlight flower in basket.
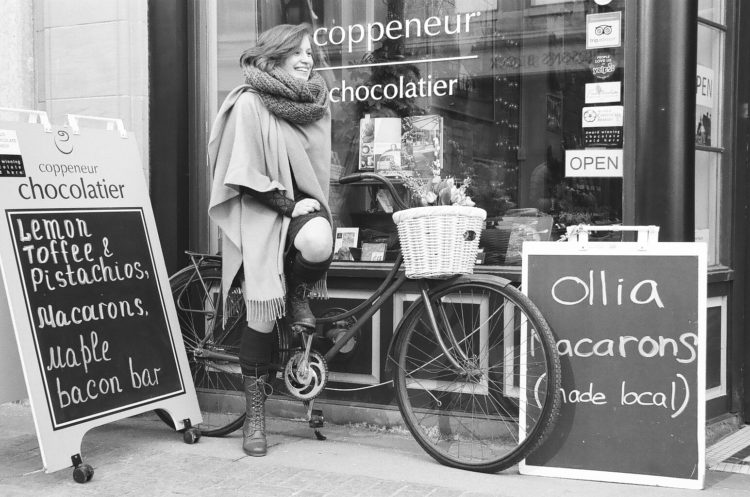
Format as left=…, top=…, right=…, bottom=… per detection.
left=400, top=173, right=475, bottom=207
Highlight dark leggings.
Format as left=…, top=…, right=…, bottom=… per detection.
left=239, top=214, right=333, bottom=377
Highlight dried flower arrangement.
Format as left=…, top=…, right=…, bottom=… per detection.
left=398, top=173, right=476, bottom=207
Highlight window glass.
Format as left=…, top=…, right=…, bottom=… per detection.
left=694, top=150, right=720, bottom=266
left=697, top=0, right=725, bottom=24
left=695, top=24, right=724, bottom=147
left=695, top=19, right=725, bottom=267
left=215, top=0, right=626, bottom=266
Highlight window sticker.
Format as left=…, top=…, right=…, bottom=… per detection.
left=586, top=12, right=622, bottom=49
left=0, top=129, right=25, bottom=178
left=585, top=81, right=621, bottom=104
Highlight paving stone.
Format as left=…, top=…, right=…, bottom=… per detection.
left=3, top=403, right=750, bottom=497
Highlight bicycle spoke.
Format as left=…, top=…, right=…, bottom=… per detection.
left=167, top=266, right=246, bottom=436
left=394, top=279, right=560, bottom=472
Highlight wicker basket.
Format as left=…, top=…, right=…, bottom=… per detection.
left=392, top=205, right=487, bottom=279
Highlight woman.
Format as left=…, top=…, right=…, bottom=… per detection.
left=207, top=23, right=333, bottom=457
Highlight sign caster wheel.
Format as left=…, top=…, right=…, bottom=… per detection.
left=183, top=427, right=201, bottom=444
left=73, top=463, right=94, bottom=483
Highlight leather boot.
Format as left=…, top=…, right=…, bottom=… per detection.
left=287, top=280, right=316, bottom=330
left=242, top=375, right=268, bottom=456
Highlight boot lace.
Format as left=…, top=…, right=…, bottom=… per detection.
left=291, top=282, right=309, bottom=301
left=249, top=376, right=273, bottom=432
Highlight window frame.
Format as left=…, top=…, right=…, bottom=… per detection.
left=696, top=4, right=734, bottom=270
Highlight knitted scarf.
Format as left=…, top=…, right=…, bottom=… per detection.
left=243, top=65, right=329, bottom=125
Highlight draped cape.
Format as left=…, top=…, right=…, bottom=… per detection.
left=208, top=85, right=331, bottom=322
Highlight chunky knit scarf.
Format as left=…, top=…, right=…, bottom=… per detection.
left=243, top=65, right=328, bottom=125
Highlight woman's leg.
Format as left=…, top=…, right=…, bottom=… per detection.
left=239, top=276, right=276, bottom=457
left=287, top=217, right=333, bottom=328
left=239, top=321, right=274, bottom=376
left=239, top=321, right=274, bottom=457
left=239, top=279, right=275, bottom=375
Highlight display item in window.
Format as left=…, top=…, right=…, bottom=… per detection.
left=359, top=114, right=444, bottom=178
left=400, top=173, right=475, bottom=208
left=333, top=227, right=359, bottom=261
left=207, top=23, right=333, bottom=457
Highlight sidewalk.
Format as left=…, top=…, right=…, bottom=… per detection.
left=1, top=401, right=749, bottom=497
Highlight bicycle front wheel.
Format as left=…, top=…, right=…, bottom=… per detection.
left=392, top=276, right=561, bottom=473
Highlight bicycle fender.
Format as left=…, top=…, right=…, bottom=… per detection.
left=384, top=274, right=513, bottom=375
left=168, top=257, right=221, bottom=282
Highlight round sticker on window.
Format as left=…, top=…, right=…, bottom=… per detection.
left=591, top=53, right=617, bottom=80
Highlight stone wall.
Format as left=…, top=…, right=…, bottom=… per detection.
left=33, top=0, right=149, bottom=182
left=0, top=0, right=35, bottom=109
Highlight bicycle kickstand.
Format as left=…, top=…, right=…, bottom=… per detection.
left=304, top=399, right=326, bottom=441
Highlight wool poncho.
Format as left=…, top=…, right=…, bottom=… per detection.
left=208, top=85, right=331, bottom=322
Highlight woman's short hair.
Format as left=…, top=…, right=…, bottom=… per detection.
left=240, top=23, right=313, bottom=73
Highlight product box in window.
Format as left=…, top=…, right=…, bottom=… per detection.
left=358, top=114, right=443, bottom=177
left=401, top=115, right=444, bottom=177
left=497, top=210, right=553, bottom=265
left=371, top=117, right=402, bottom=176
left=358, top=116, right=376, bottom=171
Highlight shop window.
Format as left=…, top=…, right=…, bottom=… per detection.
left=695, top=151, right=720, bottom=266
left=706, top=296, right=727, bottom=400
left=698, top=0, right=725, bottom=24
left=211, top=0, right=626, bottom=267
left=695, top=14, right=726, bottom=267
left=696, top=24, right=724, bottom=148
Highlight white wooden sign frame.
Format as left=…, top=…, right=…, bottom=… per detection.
left=520, top=226, right=706, bottom=490
left=0, top=110, right=201, bottom=473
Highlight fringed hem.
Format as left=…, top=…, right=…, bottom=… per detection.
left=309, top=277, right=328, bottom=299
left=246, top=296, right=286, bottom=322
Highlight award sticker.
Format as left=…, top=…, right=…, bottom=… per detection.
left=581, top=105, right=624, bottom=128
left=583, top=127, right=623, bottom=148
left=586, top=11, right=621, bottom=49
left=591, top=53, right=617, bottom=80
left=0, top=129, right=25, bottom=177
left=585, top=81, right=621, bottom=104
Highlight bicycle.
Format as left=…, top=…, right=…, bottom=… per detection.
left=160, top=172, right=562, bottom=473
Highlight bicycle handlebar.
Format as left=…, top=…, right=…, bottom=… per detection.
left=338, top=172, right=409, bottom=211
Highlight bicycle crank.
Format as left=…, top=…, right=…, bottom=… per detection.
left=283, top=350, right=328, bottom=401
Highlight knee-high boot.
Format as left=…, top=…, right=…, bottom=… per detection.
left=286, top=251, right=332, bottom=329
left=242, top=375, right=268, bottom=456
left=287, top=274, right=315, bottom=329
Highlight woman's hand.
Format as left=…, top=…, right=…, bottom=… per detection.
left=291, top=198, right=320, bottom=218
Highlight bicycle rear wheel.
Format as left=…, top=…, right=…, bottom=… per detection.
left=160, top=264, right=246, bottom=436
left=392, top=276, right=561, bottom=473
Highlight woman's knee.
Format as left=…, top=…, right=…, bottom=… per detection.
left=294, top=218, right=333, bottom=262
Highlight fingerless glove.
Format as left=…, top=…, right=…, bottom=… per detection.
left=241, top=187, right=296, bottom=217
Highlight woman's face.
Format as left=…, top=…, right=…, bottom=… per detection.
left=279, top=35, right=313, bottom=80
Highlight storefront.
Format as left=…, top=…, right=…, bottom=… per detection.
left=149, top=0, right=750, bottom=428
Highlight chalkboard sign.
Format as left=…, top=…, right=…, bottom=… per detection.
left=7, top=208, right=183, bottom=427
left=520, top=235, right=706, bottom=489
left=0, top=113, right=200, bottom=473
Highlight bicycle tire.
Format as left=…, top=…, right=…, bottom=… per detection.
left=158, top=264, right=246, bottom=436
left=392, top=275, right=561, bottom=473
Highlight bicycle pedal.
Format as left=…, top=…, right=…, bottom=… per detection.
left=291, top=323, right=316, bottom=335
left=309, top=409, right=325, bottom=429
